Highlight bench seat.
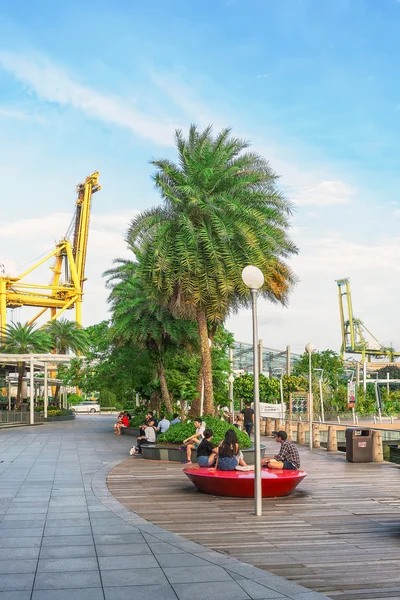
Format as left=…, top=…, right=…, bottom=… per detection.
left=183, top=466, right=307, bottom=498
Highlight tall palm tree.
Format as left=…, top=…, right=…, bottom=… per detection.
left=43, top=318, right=89, bottom=354
left=127, top=125, right=298, bottom=413
left=0, top=322, right=52, bottom=408
left=105, top=259, right=199, bottom=413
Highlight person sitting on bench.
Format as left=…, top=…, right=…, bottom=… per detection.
left=261, top=430, right=300, bottom=470
left=213, top=429, right=248, bottom=471
left=135, top=424, right=156, bottom=454
left=181, top=418, right=205, bottom=464
left=114, top=412, right=129, bottom=435
left=196, top=429, right=218, bottom=467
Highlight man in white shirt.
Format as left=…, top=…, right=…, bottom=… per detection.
left=181, top=418, right=205, bottom=464
left=135, top=424, right=156, bottom=454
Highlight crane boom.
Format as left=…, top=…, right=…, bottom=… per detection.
left=0, top=172, right=101, bottom=333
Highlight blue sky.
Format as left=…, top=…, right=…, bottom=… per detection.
left=1, top=0, right=400, bottom=354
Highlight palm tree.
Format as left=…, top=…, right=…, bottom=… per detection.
left=43, top=318, right=89, bottom=354
left=105, top=259, right=198, bottom=413
left=127, top=125, right=298, bottom=413
left=0, top=322, right=52, bottom=408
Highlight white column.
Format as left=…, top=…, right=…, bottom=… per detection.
left=44, top=362, right=48, bottom=419
left=29, top=356, right=34, bottom=425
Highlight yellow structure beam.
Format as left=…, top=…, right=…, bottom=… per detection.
left=0, top=172, right=101, bottom=331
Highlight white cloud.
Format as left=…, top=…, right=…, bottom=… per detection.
left=0, top=51, right=178, bottom=146
left=287, top=180, right=356, bottom=206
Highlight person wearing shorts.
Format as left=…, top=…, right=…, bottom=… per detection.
left=196, top=429, right=217, bottom=467
left=261, top=430, right=300, bottom=470
left=181, top=418, right=205, bottom=464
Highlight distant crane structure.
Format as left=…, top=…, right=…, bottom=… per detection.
left=0, top=172, right=101, bottom=332
left=336, top=278, right=399, bottom=362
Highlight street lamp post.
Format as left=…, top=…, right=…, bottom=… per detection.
left=305, top=343, right=314, bottom=451
left=228, top=374, right=235, bottom=424
left=242, top=265, right=264, bottom=517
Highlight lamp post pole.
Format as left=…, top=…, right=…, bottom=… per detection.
left=305, top=343, right=314, bottom=451
left=242, top=266, right=264, bottom=517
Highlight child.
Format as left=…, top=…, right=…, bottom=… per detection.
left=214, top=429, right=248, bottom=471
left=233, top=415, right=243, bottom=430
left=114, top=412, right=129, bottom=435
left=196, top=429, right=217, bottom=467
left=181, top=418, right=205, bottom=464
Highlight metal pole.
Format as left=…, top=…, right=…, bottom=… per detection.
left=251, top=289, right=262, bottom=517
left=228, top=348, right=234, bottom=423
left=135, top=392, right=140, bottom=407
left=279, top=376, right=284, bottom=420
left=30, top=356, right=34, bottom=425
left=387, top=372, right=390, bottom=397
left=44, top=362, right=48, bottom=420
left=286, top=345, right=291, bottom=375
left=8, top=381, right=11, bottom=411
left=319, top=377, right=325, bottom=423
left=308, top=351, right=313, bottom=451
left=363, top=362, right=367, bottom=394
left=200, top=377, right=204, bottom=417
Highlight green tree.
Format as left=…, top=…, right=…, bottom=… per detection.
left=0, top=322, right=52, bottom=408
left=292, top=349, right=344, bottom=388
left=43, top=318, right=89, bottom=354
left=233, top=373, right=280, bottom=406
left=105, top=259, right=199, bottom=413
left=128, top=125, right=297, bottom=413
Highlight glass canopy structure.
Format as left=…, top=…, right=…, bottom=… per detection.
left=232, top=341, right=300, bottom=377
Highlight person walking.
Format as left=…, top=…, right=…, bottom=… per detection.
left=241, top=401, right=254, bottom=437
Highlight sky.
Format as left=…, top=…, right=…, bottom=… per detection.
left=1, top=0, right=400, bottom=355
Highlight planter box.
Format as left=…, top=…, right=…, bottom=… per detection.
left=45, top=415, right=76, bottom=422
left=122, top=427, right=140, bottom=436
left=141, top=444, right=267, bottom=464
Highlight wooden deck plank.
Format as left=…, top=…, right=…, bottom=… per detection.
left=107, top=437, right=400, bottom=600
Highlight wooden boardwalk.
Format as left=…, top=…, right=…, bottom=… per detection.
left=107, top=437, right=400, bottom=600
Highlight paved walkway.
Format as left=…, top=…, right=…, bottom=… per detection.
left=0, top=416, right=329, bottom=600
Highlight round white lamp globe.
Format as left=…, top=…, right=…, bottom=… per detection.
left=241, top=266, right=264, bottom=290
left=228, top=374, right=235, bottom=384
left=305, top=343, right=315, bottom=354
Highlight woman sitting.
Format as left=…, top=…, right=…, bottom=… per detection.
left=214, top=429, right=248, bottom=471
left=114, top=412, right=129, bottom=435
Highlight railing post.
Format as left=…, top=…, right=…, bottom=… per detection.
left=266, top=418, right=274, bottom=436
left=372, top=430, right=383, bottom=463
left=297, top=421, right=305, bottom=445
left=285, top=420, right=292, bottom=441
left=327, top=426, right=338, bottom=451
left=274, top=418, right=281, bottom=432
left=312, top=423, right=320, bottom=448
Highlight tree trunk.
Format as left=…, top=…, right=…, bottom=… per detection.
left=149, top=390, right=161, bottom=412
left=16, top=362, right=26, bottom=410
left=158, top=365, right=172, bottom=413
left=189, top=370, right=203, bottom=417
left=196, top=309, right=214, bottom=414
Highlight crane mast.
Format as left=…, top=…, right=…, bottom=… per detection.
left=0, top=172, right=101, bottom=332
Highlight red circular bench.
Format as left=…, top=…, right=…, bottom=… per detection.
left=183, top=467, right=307, bottom=498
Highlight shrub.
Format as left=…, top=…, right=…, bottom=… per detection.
left=67, top=393, right=83, bottom=406
left=47, top=409, right=73, bottom=417
left=158, top=416, right=252, bottom=448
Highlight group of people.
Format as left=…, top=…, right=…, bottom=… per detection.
left=132, top=411, right=182, bottom=455
left=180, top=418, right=300, bottom=471
left=113, top=411, right=131, bottom=435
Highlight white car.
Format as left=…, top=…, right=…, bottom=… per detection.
left=71, top=401, right=101, bottom=414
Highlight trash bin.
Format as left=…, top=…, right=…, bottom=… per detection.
left=346, top=427, right=373, bottom=463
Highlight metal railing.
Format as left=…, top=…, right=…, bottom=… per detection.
left=0, top=411, right=44, bottom=425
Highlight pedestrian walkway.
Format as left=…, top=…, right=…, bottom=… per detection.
left=0, top=417, right=329, bottom=600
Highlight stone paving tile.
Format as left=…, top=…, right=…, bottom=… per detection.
left=31, top=590, right=104, bottom=600
left=41, top=535, right=94, bottom=547
left=96, top=543, right=151, bottom=557
left=235, top=579, right=287, bottom=599
left=164, top=565, right=233, bottom=584
left=93, top=533, right=143, bottom=544
left=0, top=574, right=35, bottom=592
left=101, top=568, right=169, bottom=587
left=0, top=593, right=32, bottom=600
left=172, top=581, right=250, bottom=600
left=148, top=543, right=186, bottom=555
left=98, top=555, right=159, bottom=570
left=156, top=553, right=214, bottom=568
left=0, top=560, right=37, bottom=574
left=103, top=585, right=178, bottom=600
left=34, top=571, right=102, bottom=590
left=37, top=557, right=99, bottom=572
left=39, top=545, right=97, bottom=559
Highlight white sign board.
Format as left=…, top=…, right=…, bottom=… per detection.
left=259, top=402, right=286, bottom=419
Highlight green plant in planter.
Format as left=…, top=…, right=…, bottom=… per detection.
left=158, top=416, right=252, bottom=448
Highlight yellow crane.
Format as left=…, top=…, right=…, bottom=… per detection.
left=336, top=278, right=400, bottom=361
left=0, top=172, right=101, bottom=331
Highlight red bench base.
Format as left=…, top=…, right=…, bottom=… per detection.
left=184, top=467, right=307, bottom=498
